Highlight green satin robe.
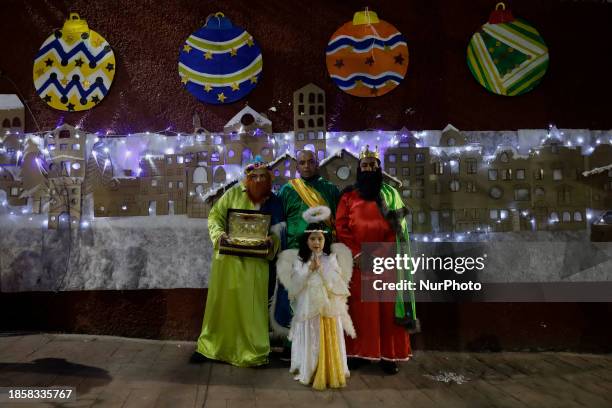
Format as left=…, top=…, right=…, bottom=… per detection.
left=196, top=182, right=280, bottom=367
left=278, top=177, right=340, bottom=249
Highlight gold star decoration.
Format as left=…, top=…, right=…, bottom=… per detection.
left=92, top=38, right=103, bottom=48
left=355, top=80, right=364, bottom=87
left=250, top=76, right=258, bottom=84
left=35, top=68, right=44, bottom=76
left=231, top=83, right=240, bottom=91
left=83, top=80, right=91, bottom=89
left=386, top=80, right=394, bottom=87
left=66, top=34, right=74, bottom=42
left=204, top=51, right=213, bottom=60
left=204, top=83, right=212, bottom=92
left=183, top=44, right=192, bottom=53
left=384, top=45, right=391, bottom=51
left=60, top=78, right=68, bottom=86
left=181, top=76, right=189, bottom=84
left=230, top=48, right=237, bottom=57
left=247, top=37, right=254, bottom=47
left=217, top=92, right=226, bottom=103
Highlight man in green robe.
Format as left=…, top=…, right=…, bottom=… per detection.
left=270, top=150, right=340, bottom=339
left=280, top=150, right=340, bottom=249
left=192, top=160, right=282, bottom=367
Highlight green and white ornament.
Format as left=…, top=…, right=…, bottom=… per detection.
left=467, top=3, right=549, bottom=96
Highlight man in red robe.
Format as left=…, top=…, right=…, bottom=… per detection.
left=335, top=146, right=417, bottom=374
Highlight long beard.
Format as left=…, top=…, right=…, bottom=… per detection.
left=246, top=177, right=272, bottom=204
left=356, top=168, right=383, bottom=201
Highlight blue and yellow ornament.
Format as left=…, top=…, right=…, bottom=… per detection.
left=178, top=13, right=263, bottom=104
left=33, top=13, right=116, bottom=111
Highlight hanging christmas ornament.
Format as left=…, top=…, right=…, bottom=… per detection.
left=33, top=13, right=116, bottom=111
left=326, top=9, right=409, bottom=98
left=178, top=12, right=263, bottom=105
left=467, top=3, right=549, bottom=96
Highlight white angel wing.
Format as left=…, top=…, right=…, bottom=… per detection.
left=275, top=249, right=299, bottom=297
left=331, top=243, right=353, bottom=284
left=330, top=243, right=356, bottom=338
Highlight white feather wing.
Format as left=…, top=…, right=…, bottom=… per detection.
left=331, top=243, right=353, bottom=284
left=275, top=249, right=299, bottom=297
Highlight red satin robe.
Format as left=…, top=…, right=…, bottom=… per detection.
left=335, top=189, right=412, bottom=361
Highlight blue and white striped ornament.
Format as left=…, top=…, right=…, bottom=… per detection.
left=178, top=13, right=263, bottom=105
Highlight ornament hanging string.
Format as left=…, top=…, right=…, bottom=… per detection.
left=205, top=12, right=225, bottom=29
left=488, top=2, right=515, bottom=24
left=364, top=7, right=381, bottom=62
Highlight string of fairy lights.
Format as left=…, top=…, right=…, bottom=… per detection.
left=4, top=123, right=612, bottom=160
left=3, top=124, right=612, bottom=175
left=1, top=123, right=611, bottom=235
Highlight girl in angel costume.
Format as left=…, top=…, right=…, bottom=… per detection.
left=276, top=205, right=355, bottom=390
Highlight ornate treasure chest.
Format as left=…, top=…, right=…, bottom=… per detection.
left=219, top=209, right=272, bottom=258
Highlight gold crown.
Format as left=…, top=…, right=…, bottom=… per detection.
left=359, top=145, right=379, bottom=160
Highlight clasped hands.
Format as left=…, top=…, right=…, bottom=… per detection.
left=309, top=253, right=322, bottom=272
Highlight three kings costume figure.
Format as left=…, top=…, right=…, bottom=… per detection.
left=336, top=146, right=419, bottom=372
left=194, top=158, right=284, bottom=367
left=271, top=150, right=341, bottom=338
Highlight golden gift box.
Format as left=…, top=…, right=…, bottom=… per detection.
left=219, top=209, right=272, bottom=258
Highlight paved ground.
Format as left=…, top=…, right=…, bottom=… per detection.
left=0, top=333, right=611, bottom=407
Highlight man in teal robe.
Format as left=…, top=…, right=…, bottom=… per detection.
left=192, top=161, right=282, bottom=367
left=270, top=150, right=340, bottom=338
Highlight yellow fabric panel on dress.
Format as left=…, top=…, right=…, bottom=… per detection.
left=313, top=316, right=346, bottom=390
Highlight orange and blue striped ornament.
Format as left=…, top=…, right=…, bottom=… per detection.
left=326, top=10, right=409, bottom=98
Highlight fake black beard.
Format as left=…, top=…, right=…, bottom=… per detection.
left=356, top=168, right=383, bottom=201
